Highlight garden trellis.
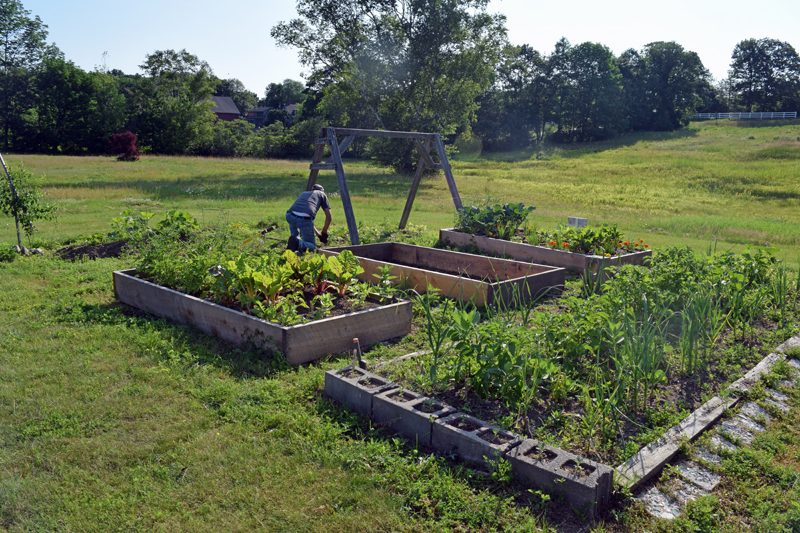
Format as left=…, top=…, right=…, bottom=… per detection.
left=306, top=127, right=463, bottom=245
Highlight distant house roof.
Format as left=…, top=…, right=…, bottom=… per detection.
left=211, top=96, right=240, bottom=115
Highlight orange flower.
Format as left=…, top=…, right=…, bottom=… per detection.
left=618, top=242, right=623, bottom=246
left=644, top=244, right=649, bottom=248
left=639, top=239, right=644, bottom=243
left=562, top=242, right=569, bottom=248
left=634, top=242, right=639, bottom=247
left=623, top=241, right=630, bottom=246
left=549, top=240, right=556, bottom=246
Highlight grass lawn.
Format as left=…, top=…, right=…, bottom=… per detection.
left=2, top=120, right=800, bottom=532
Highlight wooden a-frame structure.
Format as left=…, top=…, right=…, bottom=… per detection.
left=306, top=127, right=463, bottom=245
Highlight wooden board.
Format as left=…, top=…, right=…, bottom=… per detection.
left=322, top=244, right=566, bottom=307
left=439, top=229, right=652, bottom=279
left=113, top=270, right=412, bottom=365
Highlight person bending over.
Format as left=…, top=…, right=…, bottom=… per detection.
left=285, top=184, right=331, bottom=253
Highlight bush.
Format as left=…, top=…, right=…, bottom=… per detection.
left=110, top=131, right=140, bottom=161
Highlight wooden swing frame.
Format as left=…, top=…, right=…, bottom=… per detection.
left=305, top=127, right=462, bottom=245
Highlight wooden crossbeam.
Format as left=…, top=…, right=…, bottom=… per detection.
left=331, top=127, right=437, bottom=140
left=310, top=163, right=337, bottom=170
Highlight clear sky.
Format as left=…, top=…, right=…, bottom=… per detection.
left=23, top=0, right=800, bottom=99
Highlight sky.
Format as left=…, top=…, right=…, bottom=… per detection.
left=23, top=0, right=800, bottom=99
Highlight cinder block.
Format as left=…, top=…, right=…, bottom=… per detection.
left=324, top=366, right=395, bottom=417
left=372, top=389, right=457, bottom=446
left=431, top=413, right=521, bottom=467
left=568, top=216, right=588, bottom=228
left=507, top=439, right=612, bottom=519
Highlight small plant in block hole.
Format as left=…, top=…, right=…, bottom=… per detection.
left=413, top=399, right=443, bottom=414
left=477, top=429, right=516, bottom=445
left=561, top=460, right=595, bottom=478
left=447, top=416, right=482, bottom=432
left=524, top=445, right=558, bottom=463
left=359, top=376, right=388, bottom=389
left=388, top=390, right=417, bottom=403
left=339, top=367, right=366, bottom=379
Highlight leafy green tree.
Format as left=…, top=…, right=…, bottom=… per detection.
left=0, top=162, right=57, bottom=247
left=134, top=49, right=216, bottom=154
left=730, top=38, right=800, bottom=111
left=272, top=0, right=507, bottom=172
left=619, top=42, right=709, bottom=130
left=261, top=78, right=305, bottom=108
left=214, top=77, right=257, bottom=118
left=28, top=57, right=94, bottom=153
left=0, top=0, right=58, bottom=149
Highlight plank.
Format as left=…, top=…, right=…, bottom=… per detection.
left=310, top=163, right=337, bottom=170
left=400, top=138, right=432, bottom=230
left=412, top=138, right=438, bottom=169
left=325, top=135, right=355, bottom=164
left=331, top=127, right=437, bottom=140
left=327, top=127, right=360, bottom=245
left=306, top=132, right=327, bottom=190
left=434, top=134, right=462, bottom=210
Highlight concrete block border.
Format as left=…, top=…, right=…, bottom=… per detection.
left=325, top=334, right=800, bottom=517
left=325, top=370, right=611, bottom=518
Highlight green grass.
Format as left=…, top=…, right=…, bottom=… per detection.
left=2, top=120, right=800, bottom=531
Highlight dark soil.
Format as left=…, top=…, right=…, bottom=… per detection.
left=56, top=240, right=127, bottom=261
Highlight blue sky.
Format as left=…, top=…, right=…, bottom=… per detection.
left=24, top=0, right=800, bottom=99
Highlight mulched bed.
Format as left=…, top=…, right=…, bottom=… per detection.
left=56, top=240, right=128, bottom=261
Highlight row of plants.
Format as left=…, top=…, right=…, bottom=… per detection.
left=453, top=199, right=648, bottom=255
left=388, top=246, right=800, bottom=465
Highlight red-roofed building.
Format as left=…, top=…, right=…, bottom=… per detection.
left=211, top=96, right=240, bottom=121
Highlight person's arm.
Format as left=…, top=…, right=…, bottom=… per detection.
left=319, top=207, right=332, bottom=235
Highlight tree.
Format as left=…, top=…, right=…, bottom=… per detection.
left=214, top=77, right=257, bottom=118
left=730, top=38, right=800, bottom=111
left=134, top=49, right=216, bottom=154
left=272, top=0, right=507, bottom=171
left=261, top=78, right=305, bottom=108
left=0, top=0, right=58, bottom=149
left=619, top=42, right=709, bottom=130
left=0, top=162, right=57, bottom=247
left=561, top=41, right=626, bottom=141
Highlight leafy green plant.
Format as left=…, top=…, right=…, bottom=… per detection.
left=372, top=263, right=399, bottom=297
left=327, top=250, right=364, bottom=297
left=455, top=200, right=535, bottom=240
left=110, top=210, right=155, bottom=241
left=155, top=210, right=200, bottom=238
left=0, top=164, right=58, bottom=247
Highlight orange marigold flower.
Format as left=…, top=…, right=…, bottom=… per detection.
left=549, top=240, right=556, bottom=246
left=634, top=242, right=639, bottom=247
left=562, top=242, right=569, bottom=248
left=645, top=244, right=649, bottom=248
left=639, top=239, right=644, bottom=243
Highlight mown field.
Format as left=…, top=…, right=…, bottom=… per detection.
left=2, top=120, right=800, bottom=532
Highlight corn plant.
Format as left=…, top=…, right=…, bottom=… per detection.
left=770, top=263, right=791, bottom=326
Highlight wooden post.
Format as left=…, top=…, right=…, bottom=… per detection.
left=399, top=138, right=432, bottom=229
left=434, top=134, right=462, bottom=211
left=306, top=127, right=328, bottom=191
left=328, top=127, right=360, bottom=245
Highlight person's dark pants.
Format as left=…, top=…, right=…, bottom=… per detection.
left=286, top=212, right=316, bottom=252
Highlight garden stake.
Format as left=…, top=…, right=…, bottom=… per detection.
left=352, top=338, right=366, bottom=369
left=0, top=152, right=25, bottom=248
left=242, top=225, right=276, bottom=245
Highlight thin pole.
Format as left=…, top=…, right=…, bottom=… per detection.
left=0, top=152, right=21, bottom=247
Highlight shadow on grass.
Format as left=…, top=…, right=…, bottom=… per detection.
left=456, top=128, right=701, bottom=164
left=53, top=299, right=292, bottom=379
left=46, top=169, right=429, bottom=202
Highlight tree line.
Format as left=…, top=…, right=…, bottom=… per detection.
left=2, top=0, right=799, bottom=170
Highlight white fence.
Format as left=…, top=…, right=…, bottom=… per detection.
left=693, top=112, right=797, bottom=120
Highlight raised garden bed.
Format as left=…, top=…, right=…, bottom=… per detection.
left=439, top=228, right=651, bottom=278
left=321, top=242, right=566, bottom=307
left=113, top=269, right=413, bottom=365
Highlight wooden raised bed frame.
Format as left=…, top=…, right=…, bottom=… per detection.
left=439, top=228, right=651, bottom=279
left=321, top=243, right=566, bottom=307
left=113, top=269, right=412, bottom=365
